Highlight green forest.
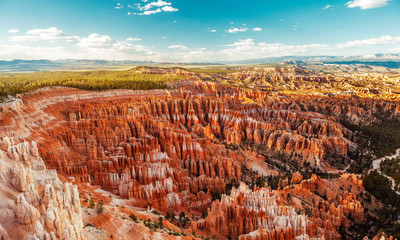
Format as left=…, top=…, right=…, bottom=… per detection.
left=0, top=70, right=186, bottom=100
left=381, top=157, right=400, bottom=188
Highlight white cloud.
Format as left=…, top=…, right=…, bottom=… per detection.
left=225, top=27, right=248, bottom=33
left=8, top=29, right=20, bottom=34
left=346, top=0, right=390, bottom=9
left=76, top=33, right=113, bottom=48
left=114, top=3, right=123, bottom=9
left=219, top=39, right=331, bottom=59
left=0, top=43, right=82, bottom=60
left=161, top=6, right=178, bottom=12
left=2, top=26, right=400, bottom=62
left=127, top=37, right=142, bottom=41
left=139, top=0, right=170, bottom=11
left=223, top=38, right=255, bottom=47
left=130, top=0, right=178, bottom=15
left=216, top=35, right=400, bottom=61
left=253, top=27, right=262, bottom=31
left=1, top=28, right=161, bottom=61
left=168, top=45, right=187, bottom=50
left=9, top=27, right=80, bottom=42
left=208, top=28, right=217, bottom=32
left=141, top=8, right=162, bottom=15
left=335, top=35, right=400, bottom=48
left=322, top=5, right=334, bottom=10
left=169, top=47, right=212, bottom=62
left=74, top=33, right=160, bottom=60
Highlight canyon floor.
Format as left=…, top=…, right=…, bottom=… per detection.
left=0, top=65, right=400, bottom=240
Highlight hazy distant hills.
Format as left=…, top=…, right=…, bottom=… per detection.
left=217, top=53, right=400, bottom=66
left=0, top=59, right=157, bottom=72
left=0, top=53, right=400, bottom=72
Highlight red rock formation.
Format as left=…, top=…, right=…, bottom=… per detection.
left=196, top=182, right=339, bottom=240
left=1, top=79, right=399, bottom=240
left=341, top=173, right=363, bottom=188
left=291, top=171, right=303, bottom=184
left=280, top=173, right=365, bottom=233
left=0, top=224, right=8, bottom=240
left=230, top=67, right=332, bottom=85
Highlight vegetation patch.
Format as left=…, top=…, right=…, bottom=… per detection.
left=381, top=157, right=400, bottom=188
left=0, top=70, right=186, bottom=100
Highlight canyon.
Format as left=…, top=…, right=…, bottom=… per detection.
left=0, top=67, right=399, bottom=240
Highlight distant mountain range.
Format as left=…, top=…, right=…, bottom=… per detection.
left=217, top=53, right=400, bottom=66
left=1, top=53, right=400, bottom=72
left=0, top=59, right=157, bottom=72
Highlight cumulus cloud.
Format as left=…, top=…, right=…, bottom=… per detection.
left=8, top=29, right=20, bottom=34
left=76, top=33, right=113, bottom=48
left=1, top=27, right=161, bottom=60
left=253, top=27, right=262, bottom=31
left=168, top=45, right=188, bottom=50
left=138, top=0, right=170, bottom=11
left=208, top=28, right=217, bottom=32
left=73, top=33, right=160, bottom=60
left=2, top=26, right=400, bottom=62
left=219, top=39, right=330, bottom=59
left=335, top=35, right=400, bottom=48
left=225, top=27, right=248, bottom=33
left=322, top=5, right=334, bottom=10
left=9, top=27, right=80, bottom=42
left=346, top=0, right=390, bottom=9
left=129, top=0, right=178, bottom=15
left=161, top=6, right=178, bottom=12
left=216, top=35, right=400, bottom=60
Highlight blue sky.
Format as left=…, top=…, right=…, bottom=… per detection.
left=0, top=0, right=399, bottom=62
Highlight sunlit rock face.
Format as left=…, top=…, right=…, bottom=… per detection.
left=196, top=182, right=319, bottom=240
left=0, top=139, right=84, bottom=240
left=1, top=79, right=399, bottom=240
left=230, top=66, right=332, bottom=85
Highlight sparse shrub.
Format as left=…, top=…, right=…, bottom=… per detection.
left=96, top=200, right=104, bottom=214
left=151, top=210, right=160, bottom=215
left=88, top=198, right=95, bottom=209
left=129, top=214, right=137, bottom=221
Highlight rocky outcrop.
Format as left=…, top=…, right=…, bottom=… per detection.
left=0, top=224, right=9, bottom=240
left=196, top=182, right=338, bottom=240
left=291, top=171, right=303, bottom=184
left=280, top=173, right=365, bottom=234
left=15, top=194, right=40, bottom=224
left=11, top=163, right=34, bottom=191
left=341, top=173, right=363, bottom=188
left=0, top=138, right=85, bottom=240
left=230, top=67, right=331, bottom=85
